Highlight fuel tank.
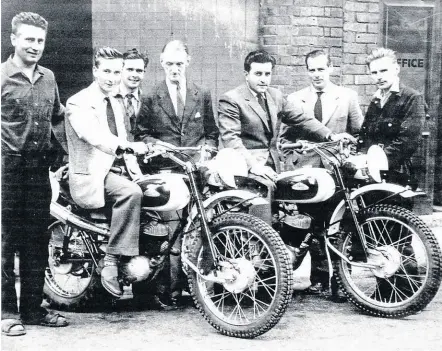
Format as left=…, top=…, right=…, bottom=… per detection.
left=137, top=173, right=190, bottom=211
left=274, top=168, right=336, bottom=203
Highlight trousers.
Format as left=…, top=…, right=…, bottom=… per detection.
left=1, top=154, right=52, bottom=320
left=104, top=172, right=142, bottom=256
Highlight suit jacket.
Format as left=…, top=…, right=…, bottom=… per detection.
left=281, top=83, right=363, bottom=143
left=135, top=80, right=219, bottom=149
left=65, top=82, right=140, bottom=209
left=218, top=84, right=330, bottom=173
left=358, top=83, right=425, bottom=174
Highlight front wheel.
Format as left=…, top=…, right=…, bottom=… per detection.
left=334, top=204, right=442, bottom=318
left=187, top=213, right=293, bottom=338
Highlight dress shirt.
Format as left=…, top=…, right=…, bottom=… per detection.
left=372, top=78, right=400, bottom=108
left=1, top=55, right=64, bottom=154
left=166, top=78, right=187, bottom=115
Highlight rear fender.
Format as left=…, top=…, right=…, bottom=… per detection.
left=328, top=183, right=426, bottom=235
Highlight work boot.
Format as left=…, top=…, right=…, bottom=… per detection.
left=101, top=254, right=123, bottom=297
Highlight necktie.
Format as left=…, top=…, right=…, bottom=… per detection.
left=126, top=93, right=136, bottom=130
left=176, top=83, right=185, bottom=118
left=257, top=93, right=272, bottom=131
left=105, top=97, right=118, bottom=136
left=314, top=91, right=323, bottom=122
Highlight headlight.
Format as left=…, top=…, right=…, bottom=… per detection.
left=345, top=145, right=388, bottom=183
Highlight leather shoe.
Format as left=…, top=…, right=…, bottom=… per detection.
left=302, top=283, right=326, bottom=295
left=101, top=265, right=123, bottom=297
left=133, top=294, right=177, bottom=311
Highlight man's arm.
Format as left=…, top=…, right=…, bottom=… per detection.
left=384, top=93, right=424, bottom=165
left=202, top=88, right=219, bottom=148
left=66, top=99, right=121, bottom=155
left=218, top=94, right=259, bottom=170
left=347, top=89, right=364, bottom=135
left=134, top=96, right=161, bottom=144
left=281, top=98, right=331, bottom=141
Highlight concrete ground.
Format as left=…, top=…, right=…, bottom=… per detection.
left=2, top=215, right=442, bottom=351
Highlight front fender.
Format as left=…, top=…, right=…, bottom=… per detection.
left=328, top=183, right=426, bottom=235
left=184, top=189, right=270, bottom=231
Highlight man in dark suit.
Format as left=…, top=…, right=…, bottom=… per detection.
left=114, top=49, right=149, bottom=141
left=218, top=50, right=354, bottom=183
left=135, top=40, right=219, bottom=307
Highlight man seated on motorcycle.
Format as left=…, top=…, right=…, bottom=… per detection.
left=65, top=47, right=148, bottom=297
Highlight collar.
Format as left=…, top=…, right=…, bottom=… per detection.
left=166, top=77, right=186, bottom=91
left=372, top=78, right=400, bottom=100
left=309, top=82, right=333, bottom=95
left=3, top=55, right=44, bottom=79
left=91, top=81, right=111, bottom=103
left=115, top=85, right=140, bottom=102
left=246, top=83, right=266, bottom=99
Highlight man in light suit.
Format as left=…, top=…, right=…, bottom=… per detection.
left=281, top=49, right=363, bottom=167
left=135, top=40, right=219, bottom=307
left=218, top=50, right=353, bottom=184
left=65, top=47, right=148, bottom=297
left=114, top=48, right=149, bottom=141
left=281, top=49, right=363, bottom=301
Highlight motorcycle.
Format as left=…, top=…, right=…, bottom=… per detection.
left=208, top=140, right=442, bottom=318
left=43, top=145, right=293, bottom=338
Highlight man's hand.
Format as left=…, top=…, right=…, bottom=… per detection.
left=129, top=142, right=149, bottom=155
left=249, top=164, right=278, bottom=183
left=54, top=164, right=69, bottom=182
left=330, top=132, right=357, bottom=144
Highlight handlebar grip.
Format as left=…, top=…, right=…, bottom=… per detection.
left=280, top=142, right=303, bottom=150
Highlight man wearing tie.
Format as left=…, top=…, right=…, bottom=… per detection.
left=115, top=49, right=149, bottom=141
left=135, top=40, right=219, bottom=308
left=281, top=49, right=363, bottom=168
left=280, top=49, right=363, bottom=301
left=65, top=47, right=148, bottom=297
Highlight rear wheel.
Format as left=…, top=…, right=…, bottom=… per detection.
left=187, top=213, right=293, bottom=338
left=334, top=205, right=442, bottom=317
left=43, top=222, right=105, bottom=310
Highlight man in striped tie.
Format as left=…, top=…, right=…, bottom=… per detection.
left=115, top=49, right=149, bottom=141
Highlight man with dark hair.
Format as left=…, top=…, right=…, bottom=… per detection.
left=135, top=40, right=219, bottom=308
left=65, top=47, right=148, bottom=298
left=115, top=48, right=149, bottom=141
left=218, top=49, right=353, bottom=183
left=1, top=11, right=68, bottom=336
left=280, top=49, right=363, bottom=301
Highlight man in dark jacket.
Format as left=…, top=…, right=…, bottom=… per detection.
left=358, top=47, right=425, bottom=184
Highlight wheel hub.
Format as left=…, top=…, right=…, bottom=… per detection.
left=367, top=246, right=402, bottom=278
left=220, top=258, right=257, bottom=293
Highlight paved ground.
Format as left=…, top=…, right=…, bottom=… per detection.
left=2, top=226, right=442, bottom=351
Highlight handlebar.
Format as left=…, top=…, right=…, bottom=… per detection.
left=279, top=142, right=304, bottom=151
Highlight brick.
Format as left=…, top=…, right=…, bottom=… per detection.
left=343, top=54, right=355, bottom=64
left=262, top=45, right=278, bottom=54
left=264, top=6, right=279, bottom=16
left=297, top=26, right=324, bottom=36
left=263, top=25, right=277, bottom=35
left=277, top=25, right=294, bottom=36
left=317, top=17, right=343, bottom=27
left=276, top=0, right=294, bottom=5
left=329, top=8, right=343, bottom=18
left=343, top=31, right=356, bottom=43
left=300, top=7, right=312, bottom=16
left=279, top=56, right=293, bottom=65
left=355, top=56, right=368, bottom=65
left=329, top=47, right=342, bottom=57
left=341, top=74, right=354, bottom=85
left=311, top=7, right=325, bottom=16
left=344, top=22, right=368, bottom=32
left=263, top=36, right=277, bottom=45
left=356, top=33, right=378, bottom=44
left=344, top=1, right=369, bottom=12
left=318, top=37, right=343, bottom=47
left=355, top=74, right=372, bottom=85
left=292, top=36, right=319, bottom=46
left=344, top=64, right=367, bottom=74
left=356, top=13, right=379, bottom=23
left=345, top=43, right=368, bottom=54
left=276, top=36, right=291, bottom=44
left=264, top=16, right=291, bottom=25
left=292, top=17, right=318, bottom=26
left=291, top=56, right=305, bottom=65
left=368, top=3, right=380, bottom=13
left=324, top=28, right=331, bottom=37
left=344, top=11, right=356, bottom=22
left=331, top=28, right=343, bottom=37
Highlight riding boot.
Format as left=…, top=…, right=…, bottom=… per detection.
left=101, top=254, right=123, bottom=297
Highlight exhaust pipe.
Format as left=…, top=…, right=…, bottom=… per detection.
left=50, top=201, right=110, bottom=236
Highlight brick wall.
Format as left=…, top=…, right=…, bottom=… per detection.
left=92, top=0, right=260, bottom=102
left=261, top=0, right=381, bottom=111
